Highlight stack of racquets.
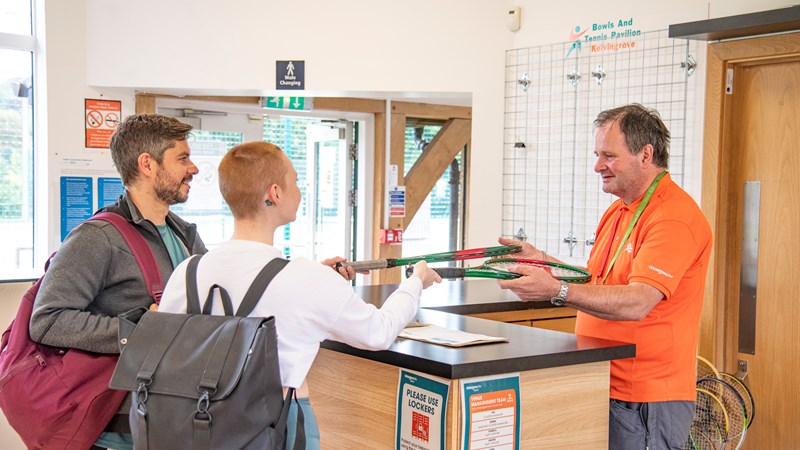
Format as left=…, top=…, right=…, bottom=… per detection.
left=687, top=356, right=755, bottom=450
left=340, top=245, right=591, bottom=283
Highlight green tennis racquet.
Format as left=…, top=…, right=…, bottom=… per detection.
left=339, top=245, right=522, bottom=271
left=406, top=258, right=591, bottom=283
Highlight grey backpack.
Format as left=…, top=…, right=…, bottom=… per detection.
left=110, top=255, right=304, bottom=449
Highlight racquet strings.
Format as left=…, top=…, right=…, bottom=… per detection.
left=686, top=426, right=718, bottom=450
left=719, top=372, right=755, bottom=429
left=697, top=378, right=747, bottom=447
left=407, top=245, right=522, bottom=264
left=484, top=259, right=590, bottom=282
left=692, top=387, right=729, bottom=449
left=697, top=355, right=721, bottom=380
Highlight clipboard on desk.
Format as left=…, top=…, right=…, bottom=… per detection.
left=399, top=323, right=508, bottom=347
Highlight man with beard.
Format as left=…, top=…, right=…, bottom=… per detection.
left=29, top=114, right=207, bottom=449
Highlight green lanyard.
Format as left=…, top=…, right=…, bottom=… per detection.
left=600, top=171, right=667, bottom=284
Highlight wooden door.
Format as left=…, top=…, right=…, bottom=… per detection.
left=731, top=58, right=800, bottom=449
left=702, top=33, right=800, bottom=450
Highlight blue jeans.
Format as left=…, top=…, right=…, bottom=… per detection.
left=609, top=399, right=694, bottom=450
left=96, top=399, right=321, bottom=449
left=286, top=397, right=321, bottom=450
left=95, top=432, right=133, bottom=450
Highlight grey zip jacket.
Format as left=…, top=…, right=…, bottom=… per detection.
left=29, top=193, right=207, bottom=354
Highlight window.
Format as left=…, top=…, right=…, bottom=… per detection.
left=402, top=124, right=465, bottom=257
left=166, top=114, right=358, bottom=264
left=169, top=130, right=244, bottom=248
left=0, top=0, right=35, bottom=275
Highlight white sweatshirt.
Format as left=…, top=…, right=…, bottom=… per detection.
left=158, top=240, right=423, bottom=388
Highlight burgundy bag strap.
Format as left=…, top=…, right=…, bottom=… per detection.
left=93, top=212, right=164, bottom=305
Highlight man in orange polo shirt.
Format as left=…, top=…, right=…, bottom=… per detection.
left=498, top=103, right=712, bottom=450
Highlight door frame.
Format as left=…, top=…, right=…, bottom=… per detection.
left=304, top=121, right=355, bottom=262
left=136, top=94, right=473, bottom=284
left=700, top=31, right=800, bottom=370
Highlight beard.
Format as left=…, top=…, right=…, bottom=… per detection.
left=154, top=168, right=190, bottom=205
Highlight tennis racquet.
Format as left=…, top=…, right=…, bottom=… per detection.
left=405, top=258, right=591, bottom=283
left=697, top=355, right=721, bottom=380
left=339, top=245, right=522, bottom=271
left=691, top=387, right=729, bottom=449
left=719, top=372, right=755, bottom=429
left=686, top=427, right=717, bottom=450
left=697, top=377, right=748, bottom=449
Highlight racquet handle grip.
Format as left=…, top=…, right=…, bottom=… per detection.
left=338, top=259, right=393, bottom=271
left=405, top=266, right=466, bottom=279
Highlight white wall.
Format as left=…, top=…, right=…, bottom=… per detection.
left=0, top=0, right=794, bottom=446
left=80, top=0, right=794, bottom=251
left=83, top=0, right=513, bottom=250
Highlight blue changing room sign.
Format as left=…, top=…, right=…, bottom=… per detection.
left=276, top=60, right=304, bottom=90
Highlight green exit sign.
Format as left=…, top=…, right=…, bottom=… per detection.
left=261, top=96, right=313, bottom=111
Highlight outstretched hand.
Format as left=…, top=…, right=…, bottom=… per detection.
left=496, top=263, right=560, bottom=302
left=498, top=236, right=546, bottom=261
left=321, top=256, right=360, bottom=281
left=409, top=260, right=442, bottom=289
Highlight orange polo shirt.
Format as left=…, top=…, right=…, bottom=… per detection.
left=575, top=173, right=712, bottom=402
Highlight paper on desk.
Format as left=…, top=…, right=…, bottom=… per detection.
left=399, top=324, right=508, bottom=347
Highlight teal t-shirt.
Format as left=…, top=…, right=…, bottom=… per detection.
left=156, top=223, right=188, bottom=268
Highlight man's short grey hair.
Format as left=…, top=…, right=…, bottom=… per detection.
left=594, top=103, right=670, bottom=169
left=110, top=114, right=193, bottom=185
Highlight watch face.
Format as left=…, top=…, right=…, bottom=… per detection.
left=551, top=282, right=568, bottom=306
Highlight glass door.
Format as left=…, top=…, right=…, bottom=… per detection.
left=302, top=122, right=354, bottom=261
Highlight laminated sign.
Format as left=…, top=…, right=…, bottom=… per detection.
left=396, top=369, right=449, bottom=450
left=85, top=99, right=121, bottom=149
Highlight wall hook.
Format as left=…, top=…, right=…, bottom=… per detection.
left=518, top=73, right=531, bottom=92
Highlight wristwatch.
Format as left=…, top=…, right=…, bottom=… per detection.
left=550, top=281, right=569, bottom=306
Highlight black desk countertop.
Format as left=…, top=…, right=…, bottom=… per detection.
left=321, top=280, right=635, bottom=379
left=354, top=279, right=565, bottom=315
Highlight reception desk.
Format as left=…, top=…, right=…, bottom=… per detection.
left=307, top=280, right=635, bottom=449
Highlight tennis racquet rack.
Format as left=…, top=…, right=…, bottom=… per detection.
left=503, top=29, right=702, bottom=267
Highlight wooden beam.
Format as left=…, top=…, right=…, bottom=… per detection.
left=388, top=112, right=407, bottom=231
left=371, top=112, right=387, bottom=283
left=313, top=97, right=386, bottom=113
left=391, top=101, right=471, bottom=120
left=404, top=119, right=471, bottom=222
left=135, top=93, right=260, bottom=105
left=135, top=94, right=156, bottom=114
left=374, top=112, right=408, bottom=284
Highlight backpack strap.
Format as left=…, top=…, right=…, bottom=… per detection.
left=275, top=389, right=306, bottom=450
left=186, top=254, right=236, bottom=316
left=92, top=212, right=164, bottom=304
left=236, top=258, right=289, bottom=317
left=185, top=254, right=203, bottom=314
left=203, top=286, right=234, bottom=316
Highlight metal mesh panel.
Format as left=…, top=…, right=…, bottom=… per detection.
left=503, top=29, right=699, bottom=266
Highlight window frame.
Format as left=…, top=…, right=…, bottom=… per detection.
left=0, top=0, right=45, bottom=281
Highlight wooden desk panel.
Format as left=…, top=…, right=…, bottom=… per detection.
left=308, top=349, right=610, bottom=449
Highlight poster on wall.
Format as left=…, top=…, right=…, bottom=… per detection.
left=461, top=373, right=521, bottom=450
left=396, top=369, right=449, bottom=450
left=85, top=98, right=122, bottom=149
left=60, top=176, right=93, bottom=241
left=98, top=177, right=125, bottom=209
